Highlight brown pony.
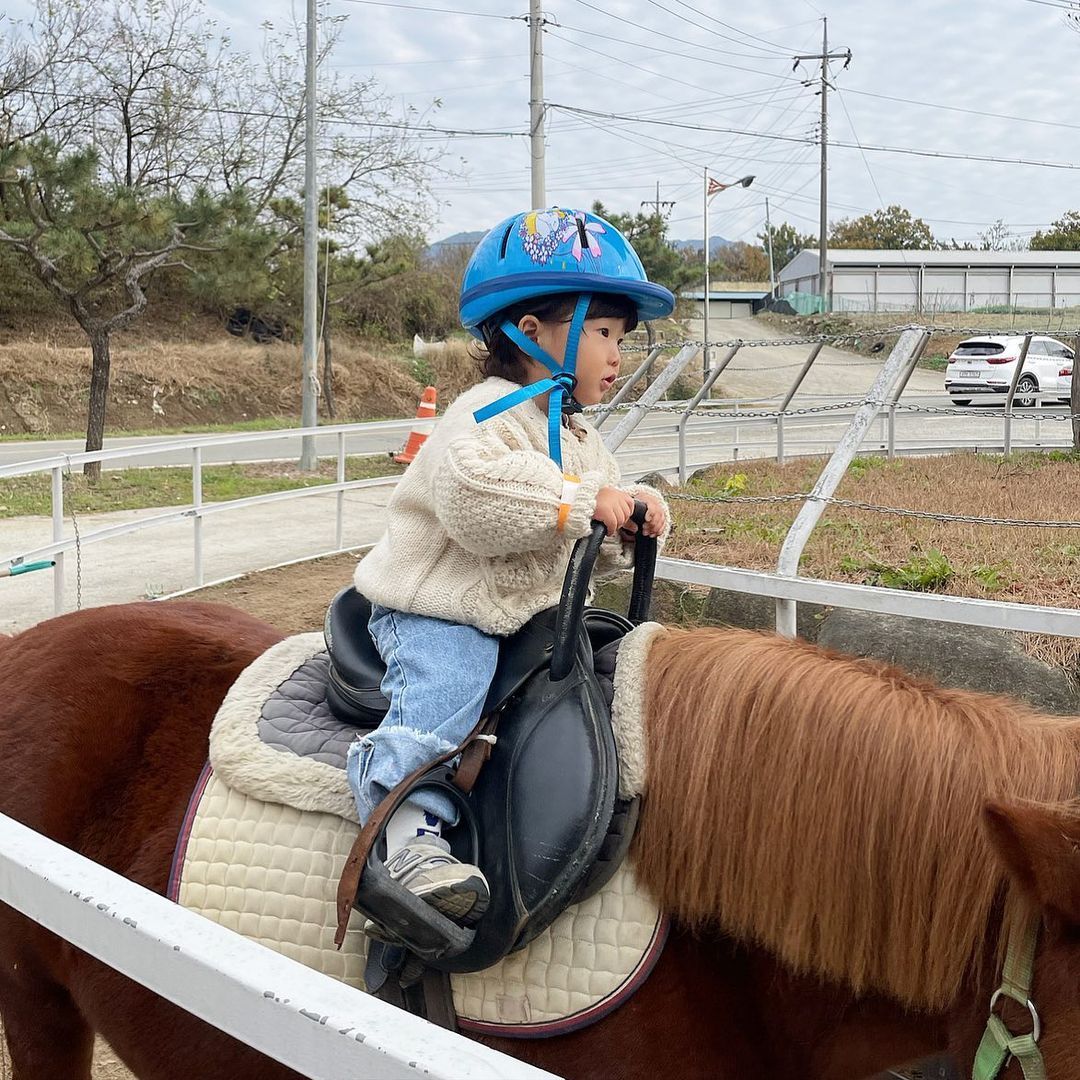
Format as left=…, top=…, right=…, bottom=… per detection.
left=0, top=601, right=1079, bottom=1079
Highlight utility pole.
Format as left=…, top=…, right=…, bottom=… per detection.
left=703, top=167, right=711, bottom=377
left=528, top=0, right=546, bottom=209
left=765, top=196, right=776, bottom=297
left=641, top=181, right=675, bottom=218
left=794, top=19, right=850, bottom=314
left=300, top=0, right=318, bottom=470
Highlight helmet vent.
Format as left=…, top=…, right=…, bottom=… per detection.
left=499, top=222, right=514, bottom=260
left=576, top=217, right=589, bottom=251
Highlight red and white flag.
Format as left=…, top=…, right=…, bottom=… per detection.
left=706, top=176, right=727, bottom=196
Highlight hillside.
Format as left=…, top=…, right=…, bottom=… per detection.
left=0, top=311, right=687, bottom=437
left=0, top=313, right=442, bottom=436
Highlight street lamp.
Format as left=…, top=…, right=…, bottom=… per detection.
left=703, top=173, right=755, bottom=377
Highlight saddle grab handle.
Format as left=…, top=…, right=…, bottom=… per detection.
left=550, top=498, right=657, bottom=682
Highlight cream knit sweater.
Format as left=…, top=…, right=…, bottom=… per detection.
left=354, top=376, right=669, bottom=636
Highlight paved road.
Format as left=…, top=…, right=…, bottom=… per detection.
left=0, top=484, right=397, bottom=634
left=2, top=321, right=1072, bottom=632
left=0, top=420, right=419, bottom=473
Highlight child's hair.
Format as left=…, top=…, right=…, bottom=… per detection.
left=471, top=292, right=638, bottom=383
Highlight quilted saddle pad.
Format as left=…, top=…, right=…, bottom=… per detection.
left=170, top=626, right=669, bottom=1038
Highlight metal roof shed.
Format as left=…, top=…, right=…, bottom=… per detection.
left=777, top=249, right=1080, bottom=313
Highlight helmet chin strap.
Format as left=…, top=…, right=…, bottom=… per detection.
left=472, top=293, right=592, bottom=470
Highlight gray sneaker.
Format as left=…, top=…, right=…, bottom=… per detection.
left=363, top=835, right=490, bottom=941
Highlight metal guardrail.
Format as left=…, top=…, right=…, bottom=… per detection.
left=0, top=422, right=409, bottom=613
left=775, top=329, right=933, bottom=636
left=0, top=811, right=555, bottom=1079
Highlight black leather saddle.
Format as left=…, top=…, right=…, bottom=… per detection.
left=326, top=505, right=657, bottom=977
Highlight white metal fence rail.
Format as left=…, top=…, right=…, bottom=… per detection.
left=0, top=421, right=414, bottom=613
left=0, top=812, right=555, bottom=1080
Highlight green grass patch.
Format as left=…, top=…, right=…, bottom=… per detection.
left=0, top=455, right=404, bottom=518
left=917, top=354, right=950, bottom=371
left=838, top=548, right=955, bottom=591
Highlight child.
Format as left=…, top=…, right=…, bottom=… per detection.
left=347, top=207, right=674, bottom=936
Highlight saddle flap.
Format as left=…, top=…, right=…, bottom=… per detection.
left=434, top=630, right=619, bottom=973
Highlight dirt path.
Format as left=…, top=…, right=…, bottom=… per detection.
left=688, top=316, right=944, bottom=399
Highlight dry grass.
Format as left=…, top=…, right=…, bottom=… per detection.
left=0, top=337, right=422, bottom=435
left=666, top=450, right=1080, bottom=672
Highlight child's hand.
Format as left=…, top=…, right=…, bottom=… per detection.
left=593, top=486, right=636, bottom=536
left=620, top=492, right=668, bottom=539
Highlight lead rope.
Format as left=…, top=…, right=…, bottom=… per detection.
left=972, top=915, right=1046, bottom=1080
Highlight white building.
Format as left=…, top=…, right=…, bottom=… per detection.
left=778, top=249, right=1080, bottom=313
left=680, top=289, right=770, bottom=320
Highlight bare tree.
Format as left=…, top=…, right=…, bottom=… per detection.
left=0, top=0, right=441, bottom=471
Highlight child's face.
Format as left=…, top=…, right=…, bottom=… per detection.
left=529, top=314, right=629, bottom=407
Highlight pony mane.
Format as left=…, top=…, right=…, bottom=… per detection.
left=632, top=626, right=1080, bottom=1010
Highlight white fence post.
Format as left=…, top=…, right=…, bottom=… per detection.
left=51, top=466, right=65, bottom=615
left=192, top=446, right=204, bottom=588
left=336, top=431, right=346, bottom=551
left=774, top=327, right=926, bottom=637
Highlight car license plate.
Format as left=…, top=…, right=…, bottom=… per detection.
left=960, top=369, right=980, bottom=378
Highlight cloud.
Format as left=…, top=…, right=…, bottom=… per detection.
left=9, top=0, right=1080, bottom=248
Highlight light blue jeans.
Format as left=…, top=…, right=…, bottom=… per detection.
left=345, top=604, right=499, bottom=826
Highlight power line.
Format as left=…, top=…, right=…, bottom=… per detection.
left=330, top=54, right=509, bottom=67
left=641, top=0, right=790, bottom=56
left=662, top=0, right=808, bottom=54
left=570, top=0, right=788, bottom=59
left=845, top=86, right=1080, bottom=133
left=553, top=21, right=803, bottom=82
left=336, top=0, right=522, bottom=20
left=9, top=85, right=524, bottom=138
left=545, top=102, right=1080, bottom=171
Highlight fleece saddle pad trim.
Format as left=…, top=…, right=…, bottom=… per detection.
left=168, top=622, right=669, bottom=1038
left=169, top=766, right=669, bottom=1037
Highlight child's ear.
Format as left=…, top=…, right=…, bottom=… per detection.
left=517, top=314, right=540, bottom=342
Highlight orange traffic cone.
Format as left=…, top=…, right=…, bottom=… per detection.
left=393, top=386, right=438, bottom=464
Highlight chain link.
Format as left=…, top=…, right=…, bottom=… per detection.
left=669, top=490, right=1080, bottom=528
left=621, top=324, right=1080, bottom=354
left=591, top=396, right=1080, bottom=422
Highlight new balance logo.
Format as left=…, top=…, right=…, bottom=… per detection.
left=386, top=848, right=424, bottom=876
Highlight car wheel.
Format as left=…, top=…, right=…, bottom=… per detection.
left=1015, top=374, right=1038, bottom=408
left=950, top=398, right=972, bottom=407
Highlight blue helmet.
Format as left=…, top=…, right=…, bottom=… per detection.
left=459, top=207, right=676, bottom=337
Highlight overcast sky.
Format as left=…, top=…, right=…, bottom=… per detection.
left=14, top=0, right=1080, bottom=247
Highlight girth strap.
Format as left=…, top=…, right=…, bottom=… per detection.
left=972, top=916, right=1045, bottom=1080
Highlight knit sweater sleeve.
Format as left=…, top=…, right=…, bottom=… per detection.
left=432, top=424, right=605, bottom=557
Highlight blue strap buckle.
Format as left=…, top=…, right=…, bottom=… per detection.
left=471, top=294, right=592, bottom=470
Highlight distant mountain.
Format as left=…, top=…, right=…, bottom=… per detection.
left=671, top=235, right=734, bottom=257
left=425, top=231, right=485, bottom=260
left=426, top=230, right=735, bottom=260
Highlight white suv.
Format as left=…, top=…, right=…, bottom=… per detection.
left=944, top=335, right=1074, bottom=407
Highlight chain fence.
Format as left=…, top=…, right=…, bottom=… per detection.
left=668, top=491, right=1080, bottom=530
left=629, top=323, right=1080, bottom=353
